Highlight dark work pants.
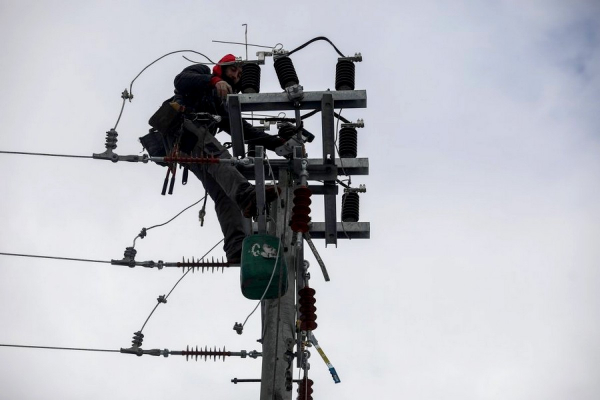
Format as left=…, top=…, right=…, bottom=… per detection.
left=182, top=119, right=251, bottom=259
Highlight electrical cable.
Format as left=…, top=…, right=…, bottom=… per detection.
left=112, top=50, right=215, bottom=130
left=138, top=238, right=223, bottom=333
left=288, top=36, right=345, bottom=58
left=129, top=50, right=214, bottom=97
left=0, top=344, right=120, bottom=353
left=0, top=150, right=93, bottom=159
left=132, top=195, right=206, bottom=248
left=0, top=252, right=110, bottom=264
left=334, top=111, right=351, bottom=124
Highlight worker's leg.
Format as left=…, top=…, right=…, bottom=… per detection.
left=190, top=165, right=245, bottom=260
left=184, top=119, right=254, bottom=208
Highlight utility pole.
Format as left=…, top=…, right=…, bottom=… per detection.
left=228, top=51, right=368, bottom=400
left=260, top=172, right=297, bottom=400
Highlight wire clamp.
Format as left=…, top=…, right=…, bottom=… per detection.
left=121, top=89, right=134, bottom=101
left=339, top=52, right=362, bottom=62
left=341, top=119, right=364, bottom=129
left=344, top=184, right=366, bottom=194
left=110, top=247, right=137, bottom=268
left=233, top=322, right=243, bottom=335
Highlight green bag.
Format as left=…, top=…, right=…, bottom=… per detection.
left=240, top=235, right=288, bottom=300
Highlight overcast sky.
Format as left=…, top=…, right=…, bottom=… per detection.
left=1, top=1, right=599, bottom=399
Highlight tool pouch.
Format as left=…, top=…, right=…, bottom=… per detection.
left=139, top=128, right=169, bottom=167
left=148, top=100, right=183, bottom=136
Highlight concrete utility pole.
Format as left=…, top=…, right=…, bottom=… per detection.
left=230, top=85, right=368, bottom=400
left=260, top=172, right=297, bottom=400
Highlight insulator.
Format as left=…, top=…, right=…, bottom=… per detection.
left=290, top=186, right=312, bottom=233
left=105, top=129, right=118, bottom=150
left=241, top=63, right=261, bottom=94
left=297, top=378, right=314, bottom=400
left=341, top=192, right=360, bottom=223
left=162, top=155, right=220, bottom=164
left=338, top=127, right=357, bottom=158
left=177, top=256, right=228, bottom=273
left=131, top=331, right=144, bottom=348
left=335, top=59, right=355, bottom=91
left=298, top=287, right=317, bottom=331
left=274, top=56, right=299, bottom=89
left=181, top=345, right=231, bottom=362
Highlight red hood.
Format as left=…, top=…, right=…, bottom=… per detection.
left=212, top=54, right=237, bottom=77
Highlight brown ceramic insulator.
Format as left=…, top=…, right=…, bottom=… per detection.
left=291, top=186, right=313, bottom=233
left=296, top=378, right=314, bottom=400
left=298, top=287, right=317, bottom=331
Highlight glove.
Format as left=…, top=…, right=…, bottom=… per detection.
left=275, top=136, right=305, bottom=158
left=277, top=122, right=315, bottom=143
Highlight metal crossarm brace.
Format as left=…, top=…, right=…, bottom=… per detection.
left=227, top=90, right=367, bottom=158
left=238, top=157, right=368, bottom=180
left=254, top=146, right=267, bottom=233
left=228, top=95, right=246, bottom=157
left=321, top=93, right=337, bottom=246
left=232, top=90, right=367, bottom=112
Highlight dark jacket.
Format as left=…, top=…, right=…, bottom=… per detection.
left=173, top=64, right=283, bottom=151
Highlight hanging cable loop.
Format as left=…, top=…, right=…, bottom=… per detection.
left=287, top=36, right=345, bottom=57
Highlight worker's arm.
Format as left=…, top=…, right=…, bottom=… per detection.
left=219, top=118, right=284, bottom=151
left=173, top=64, right=213, bottom=94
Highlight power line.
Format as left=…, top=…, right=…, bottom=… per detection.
left=0, top=343, right=119, bottom=353
left=0, top=150, right=92, bottom=159
left=0, top=252, right=110, bottom=264
left=138, top=238, right=223, bottom=333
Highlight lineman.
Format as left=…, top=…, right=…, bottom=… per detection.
left=149, top=54, right=284, bottom=263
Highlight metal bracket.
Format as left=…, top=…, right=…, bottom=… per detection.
left=254, top=146, right=267, bottom=233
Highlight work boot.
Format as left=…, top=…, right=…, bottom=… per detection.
left=227, top=249, right=242, bottom=264
left=242, top=185, right=281, bottom=218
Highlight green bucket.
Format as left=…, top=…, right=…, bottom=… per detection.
left=240, top=235, right=288, bottom=300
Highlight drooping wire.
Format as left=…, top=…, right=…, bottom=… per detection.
left=138, top=238, right=223, bottom=333
left=0, top=252, right=110, bottom=264
left=334, top=111, right=350, bottom=124
left=0, top=150, right=93, bottom=159
left=129, top=50, right=214, bottom=97
left=132, top=195, right=206, bottom=248
left=287, top=36, right=345, bottom=58
left=113, top=50, right=215, bottom=130
left=0, top=344, right=119, bottom=353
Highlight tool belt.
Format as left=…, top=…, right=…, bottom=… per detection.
left=141, top=100, right=223, bottom=160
